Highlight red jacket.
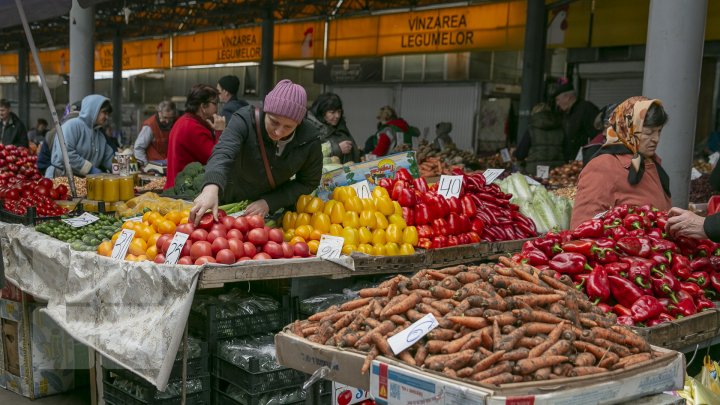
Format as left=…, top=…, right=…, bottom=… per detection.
left=165, top=113, right=218, bottom=189
left=144, top=114, right=171, bottom=161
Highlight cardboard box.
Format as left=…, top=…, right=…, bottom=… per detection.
left=332, top=382, right=374, bottom=405
left=0, top=299, right=75, bottom=399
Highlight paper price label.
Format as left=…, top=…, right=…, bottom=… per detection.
left=500, top=148, right=511, bottom=162
left=483, top=169, right=504, bottom=185
left=388, top=313, right=439, bottom=355
left=437, top=175, right=463, bottom=199
left=126, top=216, right=143, bottom=222
left=524, top=176, right=541, bottom=186
left=350, top=180, right=372, bottom=199
left=691, top=167, right=703, bottom=180
left=710, top=152, right=720, bottom=167
left=318, top=235, right=344, bottom=260
left=111, top=229, right=135, bottom=260
left=536, top=165, right=550, bottom=179
left=61, top=212, right=99, bottom=228
left=575, top=147, right=584, bottom=161
left=593, top=210, right=608, bottom=219
left=164, top=232, right=190, bottom=265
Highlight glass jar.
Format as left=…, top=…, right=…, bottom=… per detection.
left=119, top=175, right=135, bottom=201
left=103, top=176, right=120, bottom=203
left=86, top=174, right=103, bottom=201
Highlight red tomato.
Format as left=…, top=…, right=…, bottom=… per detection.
left=207, top=229, right=227, bottom=243
left=176, top=223, right=195, bottom=235
left=178, top=256, right=193, bottom=265
left=237, top=257, right=252, bottom=262
left=252, top=252, right=271, bottom=260
left=232, top=217, right=250, bottom=233
left=198, top=213, right=215, bottom=230
left=268, top=228, right=284, bottom=244
left=190, top=229, right=209, bottom=243
left=293, top=242, right=310, bottom=258
left=220, top=216, right=235, bottom=229
left=243, top=242, right=257, bottom=257
left=226, top=229, right=243, bottom=241
left=281, top=242, right=293, bottom=258
left=154, top=254, right=166, bottom=264
left=217, top=209, right=227, bottom=218
left=215, top=249, right=236, bottom=264
left=211, top=237, right=229, bottom=256
left=190, top=241, right=212, bottom=261
left=156, top=234, right=173, bottom=252
left=194, top=256, right=216, bottom=265
left=227, top=239, right=245, bottom=258
left=262, top=241, right=283, bottom=259
left=246, top=215, right=265, bottom=230
left=247, top=228, right=268, bottom=246
left=210, top=223, right=227, bottom=234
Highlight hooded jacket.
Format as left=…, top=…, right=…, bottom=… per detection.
left=308, top=103, right=360, bottom=164
left=1, top=112, right=28, bottom=147
left=203, top=105, right=323, bottom=213
left=47, top=95, right=114, bottom=178
left=220, top=96, right=249, bottom=125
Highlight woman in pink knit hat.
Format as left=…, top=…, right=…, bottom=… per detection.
left=190, top=79, right=323, bottom=223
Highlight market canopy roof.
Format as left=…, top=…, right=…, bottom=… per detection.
left=0, top=0, right=467, bottom=51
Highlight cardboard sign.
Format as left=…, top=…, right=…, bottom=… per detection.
left=111, top=229, right=135, bottom=260
left=350, top=180, right=372, bottom=199
left=536, top=165, right=550, bottom=179
left=164, top=232, right=190, bottom=265
left=61, top=212, right=99, bottom=228
left=387, top=313, right=439, bottom=355
left=437, top=175, right=463, bottom=199
left=483, top=169, right=504, bottom=185
left=318, top=235, right=344, bottom=259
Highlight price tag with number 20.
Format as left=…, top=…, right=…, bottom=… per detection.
left=437, top=175, right=463, bottom=199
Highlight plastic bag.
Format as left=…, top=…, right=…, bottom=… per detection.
left=676, top=355, right=720, bottom=404
left=115, top=192, right=192, bottom=217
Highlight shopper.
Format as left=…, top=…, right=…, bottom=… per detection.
left=27, top=118, right=49, bottom=148
left=433, top=122, right=454, bottom=151
left=190, top=79, right=322, bottom=222
left=38, top=101, right=81, bottom=176
left=217, top=75, right=249, bottom=124
left=165, top=84, right=225, bottom=189
left=134, top=101, right=177, bottom=164
left=571, top=96, right=671, bottom=228
left=514, top=102, right=565, bottom=174
left=0, top=99, right=28, bottom=147
left=665, top=208, right=720, bottom=241
left=365, top=106, right=413, bottom=157
left=553, top=78, right=599, bottom=161
left=310, top=92, right=360, bottom=164
left=46, top=95, right=115, bottom=178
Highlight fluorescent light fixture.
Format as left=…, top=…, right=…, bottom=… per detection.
left=94, top=69, right=156, bottom=79
left=0, top=76, right=17, bottom=83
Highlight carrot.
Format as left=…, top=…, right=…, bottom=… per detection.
left=359, top=287, right=390, bottom=298
left=472, top=350, right=506, bottom=373
left=480, top=372, right=515, bottom=385
left=415, top=303, right=442, bottom=318
left=424, top=349, right=474, bottom=371
left=461, top=336, right=483, bottom=351
left=456, top=272, right=481, bottom=284
left=447, top=316, right=487, bottom=330
left=339, top=332, right=361, bottom=348
left=528, top=321, right=565, bottom=358
left=379, top=274, right=408, bottom=288
left=496, top=326, right=527, bottom=352
left=472, top=362, right=512, bottom=382
left=430, top=285, right=456, bottom=299
left=444, top=349, right=475, bottom=370
left=581, top=313, right=615, bottom=328
left=364, top=318, right=380, bottom=329
left=389, top=315, right=408, bottom=326
left=517, top=336, right=545, bottom=349
left=463, top=308, right=485, bottom=317
left=488, top=312, right=517, bottom=327
left=430, top=300, right=455, bottom=315
left=361, top=346, right=379, bottom=374
left=443, top=368, right=458, bottom=378
left=371, top=332, right=393, bottom=357
left=442, top=333, right=475, bottom=354
left=533, top=367, right=552, bottom=381
left=405, top=309, right=424, bottom=322
left=574, top=352, right=596, bottom=367
left=510, top=294, right=564, bottom=307
left=307, top=334, right=323, bottom=344
left=573, top=340, right=608, bottom=361
left=548, top=302, right=566, bottom=317
left=480, top=327, right=493, bottom=350
left=506, top=280, right=556, bottom=295
left=468, top=296, right=508, bottom=311
left=356, top=320, right=394, bottom=347
left=523, top=322, right=557, bottom=336
left=612, top=353, right=653, bottom=370
left=610, top=326, right=651, bottom=352
left=553, top=363, right=574, bottom=377
left=439, top=264, right=467, bottom=275
left=568, top=367, right=607, bottom=377
left=301, top=325, right=319, bottom=336
left=370, top=300, right=383, bottom=318
left=308, top=305, right=339, bottom=322
left=380, top=293, right=420, bottom=318
left=427, top=328, right=456, bottom=341
left=414, top=344, right=428, bottom=365
left=514, top=308, right=565, bottom=324
left=440, top=276, right=462, bottom=291
left=398, top=351, right=416, bottom=366
left=291, top=321, right=305, bottom=337
left=592, top=338, right=632, bottom=358
left=448, top=299, right=471, bottom=317
left=501, top=347, right=530, bottom=362
left=493, top=265, right=516, bottom=277
left=426, top=340, right=449, bottom=354
left=340, top=297, right=372, bottom=312
left=456, top=367, right=475, bottom=378
left=540, top=274, right=574, bottom=292
left=333, top=312, right=356, bottom=330
left=492, top=320, right=502, bottom=350
left=427, top=270, right=448, bottom=280
left=516, top=356, right=569, bottom=375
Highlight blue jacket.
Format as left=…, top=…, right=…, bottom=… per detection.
left=47, top=95, right=114, bottom=178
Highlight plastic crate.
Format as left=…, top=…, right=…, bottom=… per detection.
left=103, top=341, right=209, bottom=381
left=213, top=355, right=306, bottom=395
left=212, top=376, right=306, bottom=405
left=102, top=370, right=211, bottom=405
left=189, top=296, right=292, bottom=348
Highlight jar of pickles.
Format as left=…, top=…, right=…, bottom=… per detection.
left=119, top=175, right=135, bottom=201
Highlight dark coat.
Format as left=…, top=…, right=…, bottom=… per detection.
left=1, top=112, right=28, bottom=147
left=220, top=97, right=249, bottom=125
left=523, top=110, right=566, bottom=174
left=203, top=105, right=323, bottom=212
left=562, top=99, right=599, bottom=161
left=308, top=112, right=361, bottom=164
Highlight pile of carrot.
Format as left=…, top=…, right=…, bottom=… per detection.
left=289, top=257, right=658, bottom=385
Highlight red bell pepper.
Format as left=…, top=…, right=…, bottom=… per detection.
left=521, top=248, right=549, bottom=266
left=378, top=177, right=394, bottom=193
left=394, top=168, right=413, bottom=183
left=669, top=296, right=697, bottom=318
left=447, top=235, right=459, bottom=246
left=604, top=262, right=629, bottom=277
left=446, top=196, right=461, bottom=215
left=471, top=218, right=485, bottom=236
left=610, top=226, right=628, bottom=241
left=651, top=239, right=678, bottom=259
left=650, top=273, right=680, bottom=302
left=431, top=236, right=447, bottom=249
left=412, top=177, right=428, bottom=194
left=549, top=252, right=593, bottom=275
left=649, top=253, right=670, bottom=269
left=561, top=239, right=611, bottom=259
left=532, top=238, right=562, bottom=257
left=572, top=219, right=605, bottom=239
left=596, top=303, right=612, bottom=314
left=457, top=233, right=470, bottom=245
left=446, top=213, right=463, bottom=235
left=710, top=273, right=720, bottom=294
left=657, top=312, right=675, bottom=323
left=655, top=215, right=668, bottom=230
left=645, top=318, right=665, bottom=327
left=460, top=195, right=476, bottom=218
left=696, top=297, right=715, bottom=311
left=616, top=236, right=652, bottom=258
left=616, top=316, right=635, bottom=326
left=687, top=271, right=710, bottom=288
left=670, top=255, right=692, bottom=280
left=622, top=214, right=644, bottom=230
left=690, top=257, right=712, bottom=273
left=695, top=242, right=713, bottom=257
left=630, top=296, right=664, bottom=322
left=401, top=207, right=415, bottom=226
left=467, top=231, right=481, bottom=243
left=612, top=303, right=633, bottom=317
left=608, top=275, right=645, bottom=308
left=391, top=180, right=407, bottom=200
left=437, top=196, right=451, bottom=219
left=681, top=281, right=704, bottom=298
left=709, top=256, right=720, bottom=272
left=627, top=260, right=653, bottom=289
left=417, top=238, right=432, bottom=250
left=415, top=204, right=432, bottom=225
left=417, top=225, right=434, bottom=239
left=586, top=266, right=610, bottom=303
left=646, top=228, right=664, bottom=240
left=432, top=218, right=449, bottom=236
left=398, top=188, right=416, bottom=207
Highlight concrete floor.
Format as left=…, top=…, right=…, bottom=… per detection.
left=0, top=386, right=91, bottom=404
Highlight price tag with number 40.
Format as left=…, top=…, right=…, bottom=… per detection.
left=111, top=229, right=135, bottom=260
left=437, top=175, right=463, bottom=199
left=317, top=235, right=344, bottom=259
left=164, top=232, right=190, bottom=265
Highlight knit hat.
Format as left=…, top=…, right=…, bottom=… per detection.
left=551, top=77, right=574, bottom=98
left=218, top=75, right=240, bottom=95
left=264, top=79, right=307, bottom=123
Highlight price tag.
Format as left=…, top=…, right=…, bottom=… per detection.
left=388, top=313, right=439, bottom=355
left=691, top=167, right=703, bottom=180
left=483, top=169, right=504, bottom=185
left=317, top=235, right=344, bottom=260
left=710, top=152, right=720, bottom=167
left=127, top=216, right=143, bottom=222
left=437, top=175, right=463, bottom=199
left=350, top=180, right=372, bottom=199
left=500, top=148, right=511, bottom=162
left=524, top=176, right=541, bottom=186
left=575, top=147, right=584, bottom=161
left=536, top=165, right=550, bottom=179
left=164, top=232, right=190, bottom=265
left=593, top=210, right=608, bottom=219
left=111, top=229, right=135, bottom=260
left=61, top=212, right=99, bottom=228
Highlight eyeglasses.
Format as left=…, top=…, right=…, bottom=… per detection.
left=208, top=100, right=218, bottom=106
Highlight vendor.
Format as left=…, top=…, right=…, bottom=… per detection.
left=513, top=102, right=565, bottom=174
left=310, top=92, right=360, bottom=164
left=190, top=79, right=322, bottom=222
left=571, top=96, right=671, bottom=228
left=46, top=95, right=115, bottom=178
left=133, top=100, right=177, bottom=165
left=364, top=106, right=414, bottom=157
left=165, top=84, right=225, bottom=189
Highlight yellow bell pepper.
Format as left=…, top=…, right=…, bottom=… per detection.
left=393, top=201, right=402, bottom=216
left=323, top=200, right=337, bottom=216
left=361, top=198, right=376, bottom=212
left=358, top=227, right=373, bottom=244
left=295, top=212, right=312, bottom=227
left=374, top=212, right=389, bottom=230
left=388, top=214, right=407, bottom=229
left=372, top=244, right=387, bottom=256
left=305, top=197, right=325, bottom=214
left=399, top=243, right=415, bottom=256
left=329, top=223, right=344, bottom=236
left=344, top=196, right=364, bottom=213
left=310, top=213, right=331, bottom=233
left=284, top=229, right=295, bottom=242
left=330, top=202, right=346, bottom=224
left=385, top=242, right=400, bottom=256
left=386, top=224, right=403, bottom=244
left=372, top=186, right=389, bottom=199
left=374, top=197, right=395, bottom=216
left=295, top=225, right=314, bottom=240
left=357, top=244, right=374, bottom=255
left=342, top=227, right=360, bottom=246
left=403, top=226, right=419, bottom=246
left=296, top=195, right=312, bottom=213
left=359, top=210, right=377, bottom=228
left=372, top=229, right=387, bottom=245
left=342, top=211, right=360, bottom=229
left=282, top=211, right=297, bottom=231
left=308, top=240, right=320, bottom=255
left=341, top=244, right=356, bottom=256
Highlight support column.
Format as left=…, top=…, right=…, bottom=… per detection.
left=69, top=0, right=94, bottom=103
left=17, top=43, right=29, bottom=126
left=643, top=0, right=707, bottom=208
left=516, top=0, right=547, bottom=147
left=112, top=30, right=122, bottom=140
left=259, top=8, right=274, bottom=98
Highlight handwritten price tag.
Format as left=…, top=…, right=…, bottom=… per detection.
left=164, top=232, right=190, bottom=265
left=575, top=147, right=584, bottom=162
left=111, top=229, right=135, bottom=260
left=318, top=235, right=344, bottom=260
left=61, top=212, right=99, bottom=228
left=536, top=165, right=550, bottom=179
left=126, top=216, right=143, bottom=223
left=593, top=210, right=608, bottom=220
left=388, top=313, right=439, bottom=355
left=710, top=152, right=720, bottom=167
left=483, top=169, right=504, bottom=185
left=524, top=176, right=541, bottom=186
left=500, top=148, right=511, bottom=163
left=691, top=167, right=703, bottom=181
left=350, top=180, right=372, bottom=199
left=437, top=175, right=463, bottom=199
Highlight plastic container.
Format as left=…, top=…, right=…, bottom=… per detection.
left=119, top=175, right=135, bottom=201
left=213, top=355, right=306, bottom=394
left=102, top=372, right=210, bottom=405
left=213, top=377, right=307, bottom=405
left=103, top=176, right=120, bottom=203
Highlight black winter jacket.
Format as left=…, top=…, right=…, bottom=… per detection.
left=203, top=105, right=323, bottom=212
left=1, top=112, right=28, bottom=147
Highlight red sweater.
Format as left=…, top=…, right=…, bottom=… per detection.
left=165, top=113, right=218, bottom=189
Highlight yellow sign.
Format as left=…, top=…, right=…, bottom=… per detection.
left=31, top=48, right=69, bottom=75
left=274, top=21, right=325, bottom=60
left=173, top=27, right=262, bottom=67
left=0, top=53, right=18, bottom=76
left=95, top=38, right=170, bottom=71
left=547, top=0, right=592, bottom=49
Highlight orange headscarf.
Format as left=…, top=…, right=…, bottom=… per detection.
left=604, top=96, right=663, bottom=173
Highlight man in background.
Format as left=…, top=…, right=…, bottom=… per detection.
left=133, top=100, right=177, bottom=165
left=27, top=118, right=49, bottom=149
left=0, top=99, right=28, bottom=147
left=553, top=78, right=599, bottom=161
left=216, top=75, right=249, bottom=124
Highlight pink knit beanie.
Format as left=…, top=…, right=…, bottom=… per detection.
left=263, top=79, right=307, bottom=123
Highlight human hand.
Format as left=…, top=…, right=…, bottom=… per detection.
left=666, top=207, right=708, bottom=240
left=339, top=140, right=353, bottom=154
left=211, top=114, right=226, bottom=132
left=89, top=166, right=102, bottom=174
left=190, top=184, right=220, bottom=226
left=243, top=199, right=270, bottom=217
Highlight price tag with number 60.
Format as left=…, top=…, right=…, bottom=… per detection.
left=317, top=235, right=344, bottom=260
left=164, top=232, right=190, bottom=265
left=111, top=229, right=135, bottom=260
left=388, top=313, right=439, bottom=354
left=437, top=175, right=463, bottom=199
left=350, top=180, right=372, bottom=199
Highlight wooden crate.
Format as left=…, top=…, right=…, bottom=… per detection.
left=631, top=308, right=720, bottom=351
